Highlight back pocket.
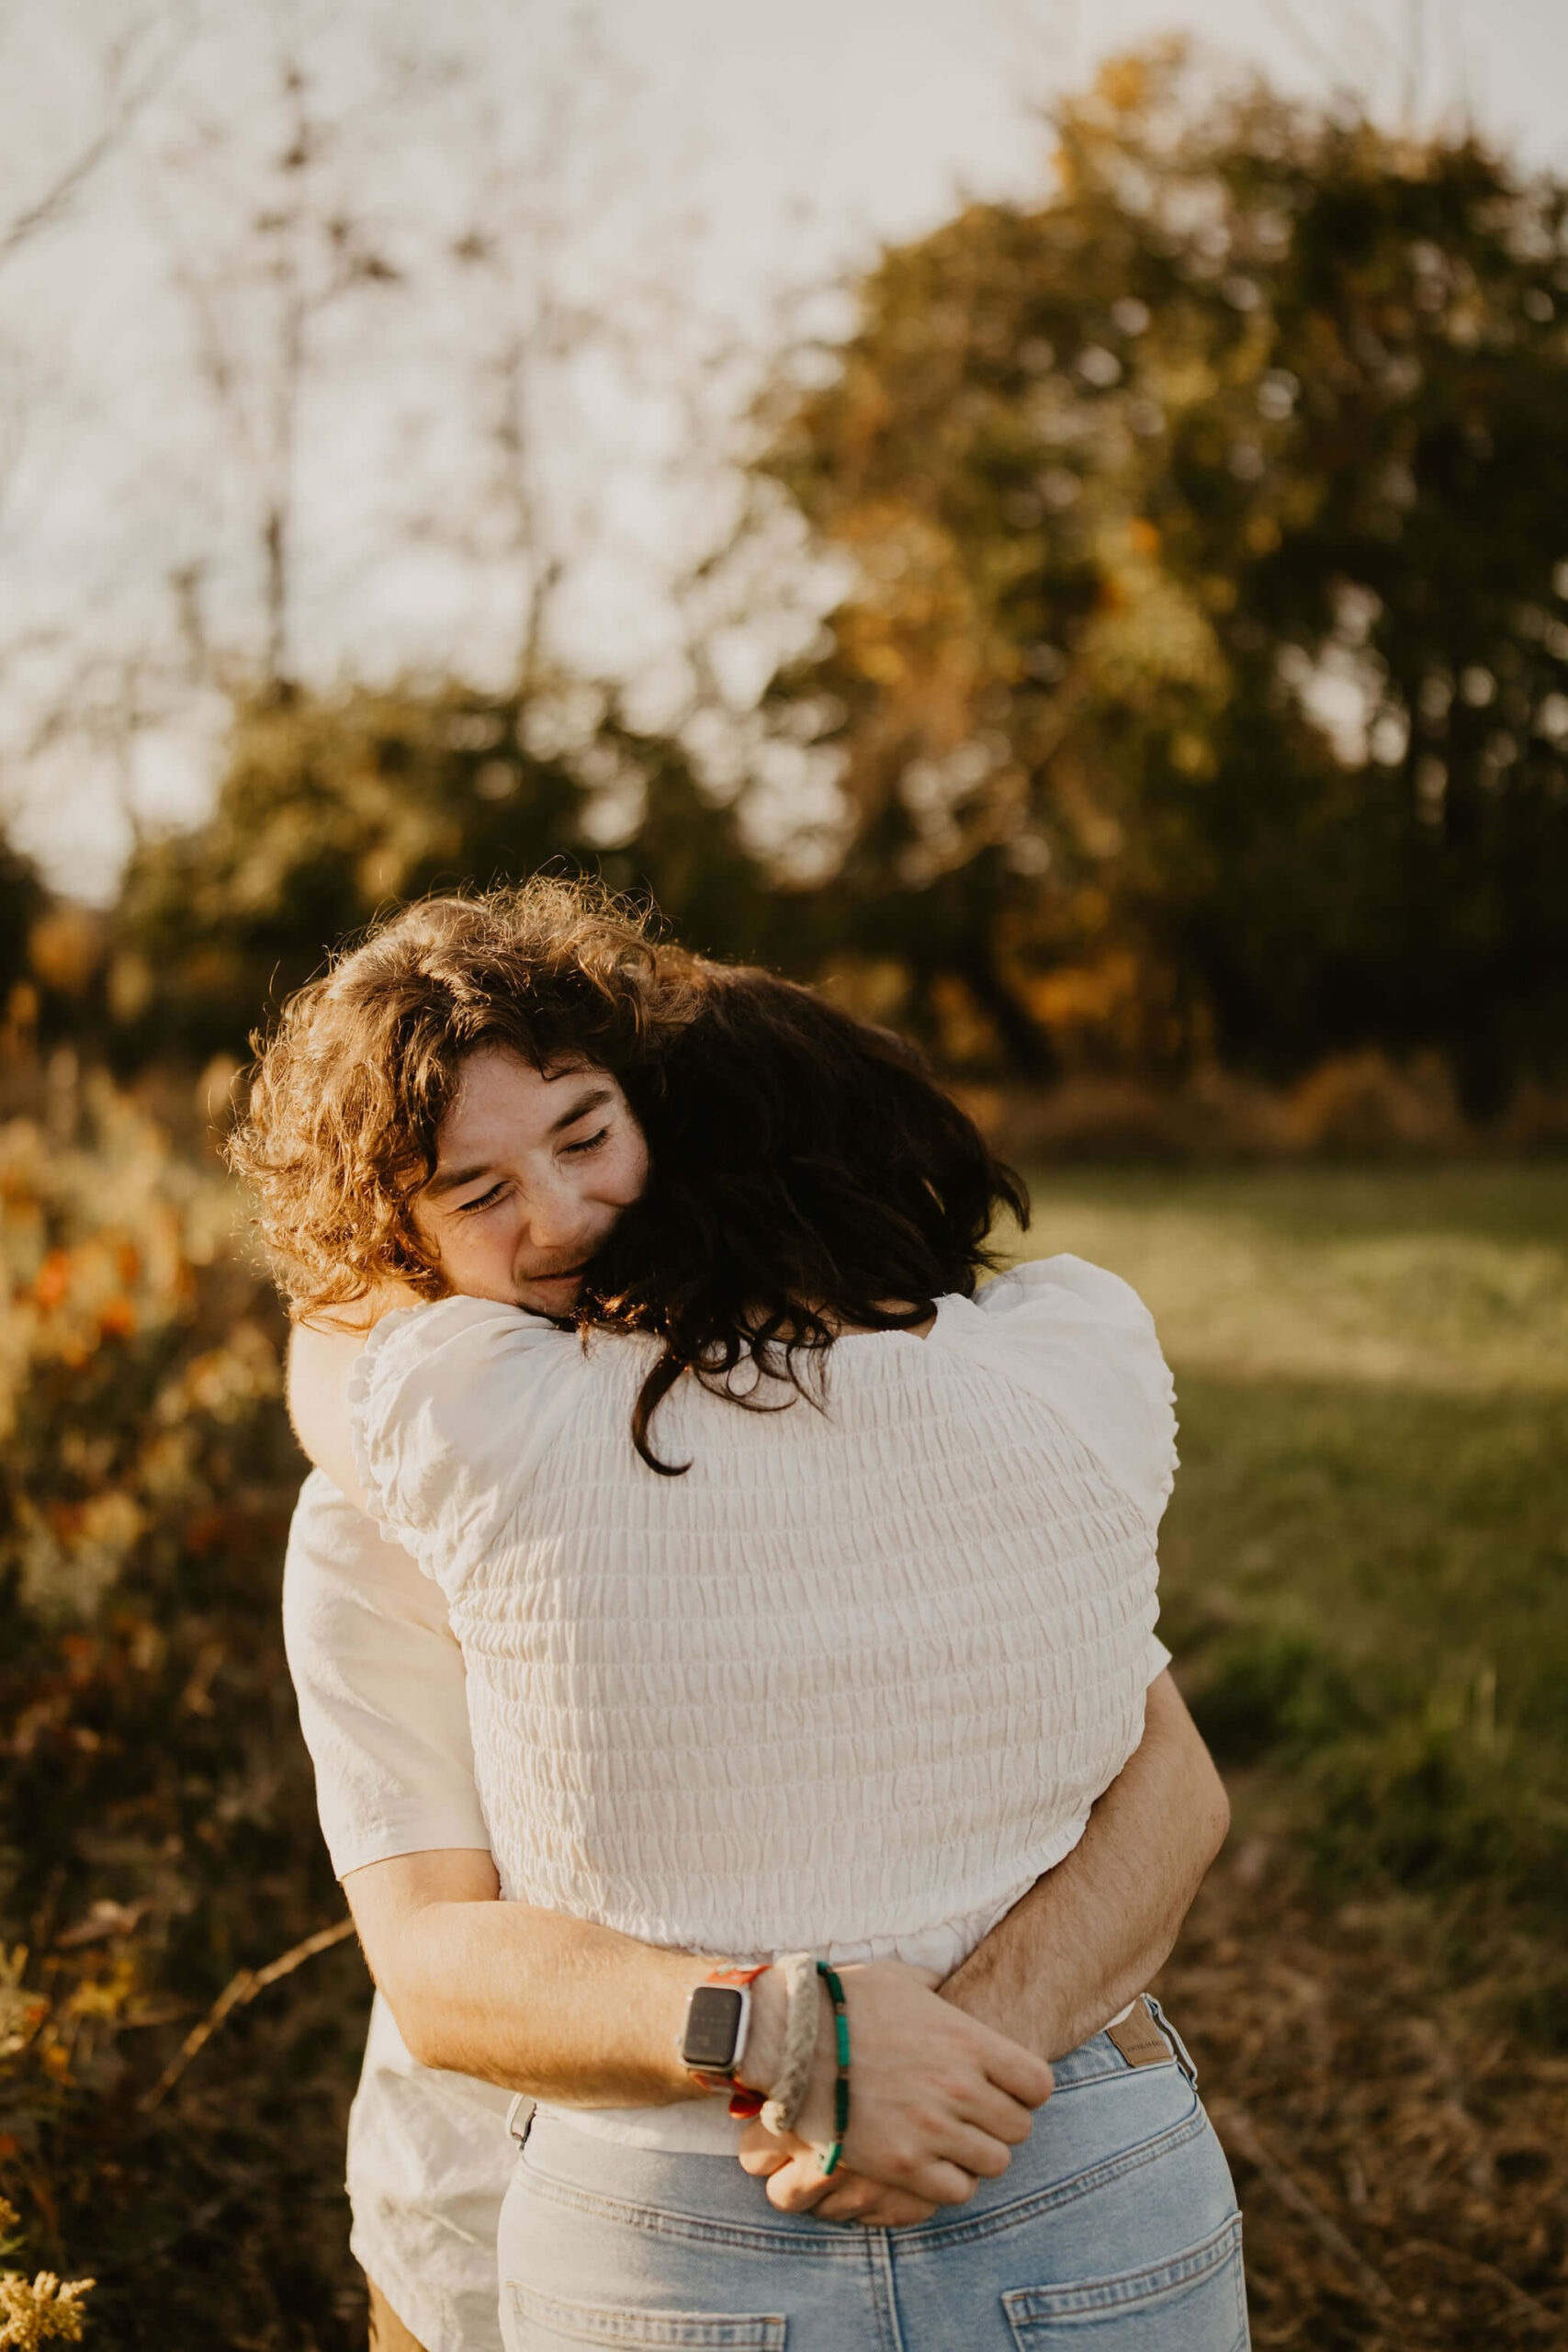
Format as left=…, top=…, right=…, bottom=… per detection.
left=508, top=2282, right=786, bottom=2349
left=1002, top=2212, right=1247, bottom=2349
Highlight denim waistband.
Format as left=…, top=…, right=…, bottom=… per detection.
left=510, top=2013, right=1221, bottom=2271
left=520, top=1998, right=1200, bottom=2187
left=512, top=1996, right=1196, bottom=2155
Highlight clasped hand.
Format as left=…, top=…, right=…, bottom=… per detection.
left=735, top=1961, right=1053, bottom=2228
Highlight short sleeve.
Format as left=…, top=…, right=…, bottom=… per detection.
left=965, top=1254, right=1179, bottom=1533
left=282, top=1470, right=492, bottom=1878
left=348, top=1295, right=573, bottom=1593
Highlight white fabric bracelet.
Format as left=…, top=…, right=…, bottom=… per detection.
left=760, top=1951, right=819, bottom=2138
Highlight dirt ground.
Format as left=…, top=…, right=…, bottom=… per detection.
left=1158, top=1839, right=1567, bottom=2349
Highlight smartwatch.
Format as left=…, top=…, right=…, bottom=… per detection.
left=679, top=1964, right=767, bottom=2094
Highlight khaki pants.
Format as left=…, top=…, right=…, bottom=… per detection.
left=367, top=2277, right=426, bottom=2352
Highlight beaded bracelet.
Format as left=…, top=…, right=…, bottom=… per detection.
left=815, top=1961, right=851, bottom=2177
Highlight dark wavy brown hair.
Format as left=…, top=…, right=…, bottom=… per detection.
left=229, top=879, right=698, bottom=1320
left=581, top=966, right=1031, bottom=1473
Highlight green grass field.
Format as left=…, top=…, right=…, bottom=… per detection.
left=1008, top=1165, right=1568, bottom=2346
left=1011, top=1165, right=1568, bottom=2007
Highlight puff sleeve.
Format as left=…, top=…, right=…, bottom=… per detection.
left=347, top=1295, right=575, bottom=1595
left=964, top=1254, right=1179, bottom=1534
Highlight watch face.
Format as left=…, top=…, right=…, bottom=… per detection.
left=682, top=1984, right=746, bottom=2071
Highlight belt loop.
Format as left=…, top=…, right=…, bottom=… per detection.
left=506, top=2094, right=536, bottom=2148
left=1145, top=1996, right=1199, bottom=2087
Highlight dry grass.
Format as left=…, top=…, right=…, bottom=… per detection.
left=1162, top=1856, right=1568, bottom=2348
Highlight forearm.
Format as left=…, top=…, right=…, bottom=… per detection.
left=940, top=1671, right=1229, bottom=2059
left=348, top=1851, right=1049, bottom=2211
left=348, top=1856, right=718, bottom=2107
left=345, top=1674, right=1225, bottom=2112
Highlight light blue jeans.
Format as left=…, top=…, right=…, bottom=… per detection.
left=498, top=2001, right=1248, bottom=2350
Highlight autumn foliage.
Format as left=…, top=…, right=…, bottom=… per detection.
left=754, top=51, right=1568, bottom=1105
left=0, top=1067, right=367, bottom=2346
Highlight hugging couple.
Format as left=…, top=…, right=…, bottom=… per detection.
left=240, top=878, right=1249, bottom=2352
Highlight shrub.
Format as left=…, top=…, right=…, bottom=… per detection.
left=0, top=1069, right=365, bottom=2346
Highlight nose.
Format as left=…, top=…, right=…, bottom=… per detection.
left=519, top=1169, right=599, bottom=1261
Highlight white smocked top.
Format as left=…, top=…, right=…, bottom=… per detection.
left=348, top=1253, right=1178, bottom=2153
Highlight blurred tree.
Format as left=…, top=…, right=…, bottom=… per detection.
left=111, top=678, right=781, bottom=1061
left=756, top=46, right=1568, bottom=1102
left=0, top=827, right=47, bottom=1006
left=84, top=17, right=761, bottom=1070
left=135, top=14, right=710, bottom=729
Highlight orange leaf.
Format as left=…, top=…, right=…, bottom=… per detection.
left=32, top=1251, right=71, bottom=1310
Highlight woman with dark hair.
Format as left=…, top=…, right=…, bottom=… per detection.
left=264, top=892, right=1246, bottom=2349
left=590, top=963, right=1033, bottom=1473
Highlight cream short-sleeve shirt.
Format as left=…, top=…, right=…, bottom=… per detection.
left=283, top=1473, right=515, bottom=2352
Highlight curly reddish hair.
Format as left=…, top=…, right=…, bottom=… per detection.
left=228, top=878, right=697, bottom=1321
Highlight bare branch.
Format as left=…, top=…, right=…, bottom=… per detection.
left=0, top=8, right=193, bottom=272
left=1210, top=2098, right=1397, bottom=2314
left=139, top=1915, right=356, bottom=2112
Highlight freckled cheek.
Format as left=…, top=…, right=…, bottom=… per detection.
left=490, top=1208, right=532, bottom=1269
left=442, top=1211, right=519, bottom=1282
left=610, top=1133, right=650, bottom=1206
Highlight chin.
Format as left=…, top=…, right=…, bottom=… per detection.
left=515, top=1279, right=584, bottom=1315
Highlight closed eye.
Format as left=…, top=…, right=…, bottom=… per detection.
left=562, top=1125, right=610, bottom=1157
left=457, top=1182, right=507, bottom=1214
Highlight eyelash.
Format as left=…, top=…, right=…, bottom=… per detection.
left=456, top=1126, right=611, bottom=1212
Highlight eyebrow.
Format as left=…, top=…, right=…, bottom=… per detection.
left=423, top=1083, right=616, bottom=1198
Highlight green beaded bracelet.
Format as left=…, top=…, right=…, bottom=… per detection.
left=815, top=1961, right=851, bottom=2177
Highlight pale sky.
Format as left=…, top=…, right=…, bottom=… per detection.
left=3, top=0, right=1565, bottom=897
